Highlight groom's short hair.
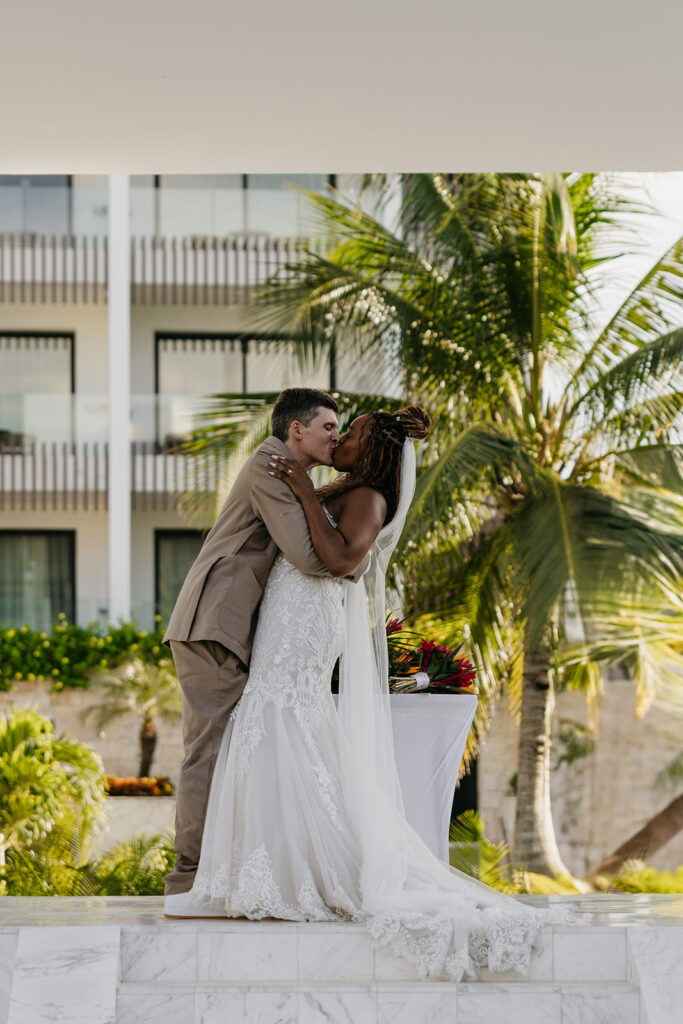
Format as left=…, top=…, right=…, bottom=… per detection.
left=271, top=388, right=339, bottom=441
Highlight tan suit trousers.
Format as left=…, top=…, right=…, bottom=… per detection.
left=164, top=639, right=248, bottom=896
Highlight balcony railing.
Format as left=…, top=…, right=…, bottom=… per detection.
left=0, top=439, right=225, bottom=512
left=0, top=235, right=107, bottom=304
left=0, top=233, right=316, bottom=305
left=0, top=393, right=229, bottom=511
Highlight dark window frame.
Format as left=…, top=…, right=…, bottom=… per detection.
left=0, top=528, right=76, bottom=626
left=154, top=329, right=335, bottom=409
left=154, top=528, right=204, bottom=622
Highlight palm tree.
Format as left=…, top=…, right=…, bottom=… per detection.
left=247, top=173, right=683, bottom=876
left=0, top=708, right=106, bottom=875
left=82, top=656, right=182, bottom=778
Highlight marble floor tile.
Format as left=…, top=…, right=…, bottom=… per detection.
left=120, top=927, right=197, bottom=982
left=12, top=925, right=119, bottom=978
left=7, top=926, right=119, bottom=1024
left=116, top=986, right=194, bottom=1024
left=9, top=974, right=116, bottom=1024
left=298, top=929, right=374, bottom=982
left=639, top=974, right=683, bottom=1024
left=457, top=982, right=562, bottom=1024
left=197, top=928, right=297, bottom=982
left=553, top=928, right=626, bottom=981
left=0, top=932, right=18, bottom=1024
left=299, top=985, right=377, bottom=1024
left=561, top=984, right=639, bottom=1024
left=196, top=985, right=298, bottom=1024
left=627, top=924, right=683, bottom=976
left=377, top=983, right=458, bottom=1024
left=528, top=927, right=553, bottom=981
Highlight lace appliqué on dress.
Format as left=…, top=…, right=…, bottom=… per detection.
left=368, top=904, right=545, bottom=982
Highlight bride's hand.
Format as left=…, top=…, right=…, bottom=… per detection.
left=268, top=455, right=315, bottom=501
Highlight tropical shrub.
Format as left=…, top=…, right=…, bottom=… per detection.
left=610, top=860, right=683, bottom=894
left=0, top=615, right=167, bottom=692
left=0, top=708, right=107, bottom=891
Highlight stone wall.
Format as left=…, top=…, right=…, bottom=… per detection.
left=90, top=797, right=176, bottom=857
left=477, top=678, right=683, bottom=875
left=0, top=681, right=184, bottom=783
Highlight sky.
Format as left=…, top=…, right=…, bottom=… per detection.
left=596, top=172, right=683, bottom=326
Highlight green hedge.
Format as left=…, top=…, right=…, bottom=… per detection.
left=0, top=615, right=168, bottom=692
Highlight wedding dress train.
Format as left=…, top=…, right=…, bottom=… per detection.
left=192, top=554, right=562, bottom=981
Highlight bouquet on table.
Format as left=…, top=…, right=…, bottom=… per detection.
left=386, top=618, right=477, bottom=694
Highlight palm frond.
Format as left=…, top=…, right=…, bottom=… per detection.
left=448, top=810, right=516, bottom=892
left=571, top=233, right=683, bottom=390
left=508, top=473, right=683, bottom=648
left=399, top=424, right=535, bottom=556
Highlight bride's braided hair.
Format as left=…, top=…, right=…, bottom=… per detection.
left=317, top=405, right=431, bottom=523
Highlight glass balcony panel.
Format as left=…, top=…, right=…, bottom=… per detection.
left=0, top=176, right=70, bottom=235
left=130, top=393, right=207, bottom=447
left=158, top=188, right=215, bottom=236
left=71, top=176, right=108, bottom=235
left=160, top=175, right=242, bottom=189
left=0, top=182, right=24, bottom=232
left=212, top=189, right=247, bottom=235
left=0, top=394, right=108, bottom=446
left=23, top=187, right=70, bottom=235
left=130, top=177, right=156, bottom=235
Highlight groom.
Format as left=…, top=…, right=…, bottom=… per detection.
left=163, top=387, right=364, bottom=916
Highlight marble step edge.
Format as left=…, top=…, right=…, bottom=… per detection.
left=115, top=922, right=632, bottom=933
left=0, top=921, right=652, bottom=935
left=116, top=980, right=640, bottom=993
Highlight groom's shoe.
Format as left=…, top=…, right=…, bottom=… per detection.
left=164, top=890, right=226, bottom=918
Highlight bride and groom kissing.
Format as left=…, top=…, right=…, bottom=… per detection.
left=161, top=386, right=555, bottom=982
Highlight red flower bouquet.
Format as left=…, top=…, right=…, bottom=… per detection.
left=386, top=619, right=477, bottom=694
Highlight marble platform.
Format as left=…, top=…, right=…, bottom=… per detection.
left=0, top=895, right=682, bottom=1023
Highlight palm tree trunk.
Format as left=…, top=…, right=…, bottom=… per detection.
left=513, top=631, right=571, bottom=877
left=139, top=719, right=157, bottom=778
left=585, top=792, right=683, bottom=881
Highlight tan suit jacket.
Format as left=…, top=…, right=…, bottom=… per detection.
left=164, top=436, right=365, bottom=666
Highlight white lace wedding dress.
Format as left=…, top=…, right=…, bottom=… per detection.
left=192, top=552, right=560, bottom=982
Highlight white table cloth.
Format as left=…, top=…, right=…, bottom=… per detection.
left=334, top=693, right=478, bottom=862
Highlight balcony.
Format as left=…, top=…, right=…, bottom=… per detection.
left=0, top=233, right=316, bottom=305
left=0, top=393, right=227, bottom=512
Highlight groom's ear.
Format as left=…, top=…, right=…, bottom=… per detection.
left=288, top=419, right=304, bottom=441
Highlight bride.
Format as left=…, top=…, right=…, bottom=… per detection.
left=192, top=405, right=557, bottom=981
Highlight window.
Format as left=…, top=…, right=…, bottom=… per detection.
left=155, top=530, right=204, bottom=624
left=0, top=332, right=75, bottom=447
left=0, top=332, right=74, bottom=394
left=0, top=531, right=75, bottom=630
left=153, top=331, right=330, bottom=444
